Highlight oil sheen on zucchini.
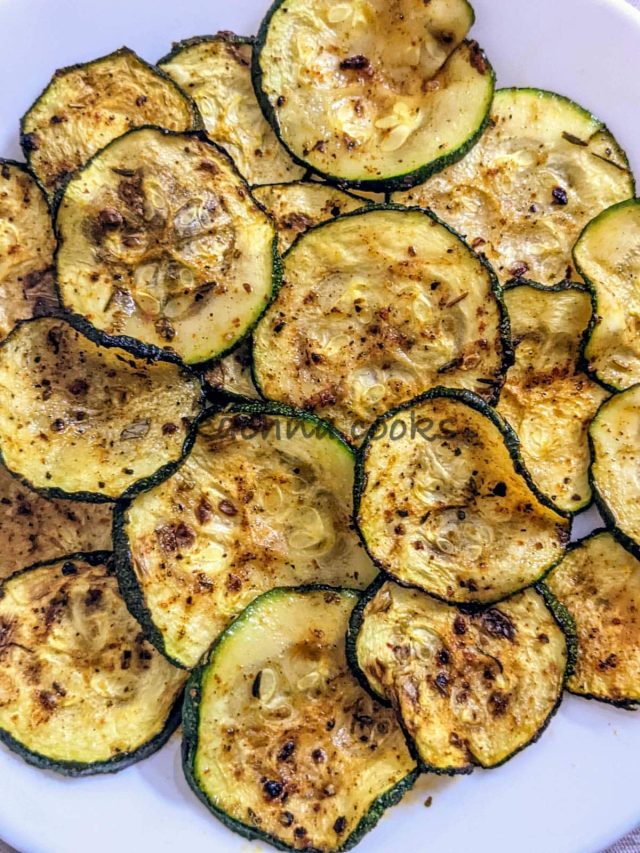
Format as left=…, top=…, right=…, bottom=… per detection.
left=56, top=127, right=278, bottom=365
left=21, top=48, right=200, bottom=198
left=0, top=555, right=186, bottom=775
left=0, top=161, right=57, bottom=341
left=545, top=531, right=640, bottom=706
left=349, top=579, right=569, bottom=772
left=182, top=586, right=417, bottom=851
left=497, top=283, right=608, bottom=513
left=590, top=386, right=640, bottom=555
left=254, top=0, right=494, bottom=190
left=0, top=316, right=202, bottom=501
left=394, top=88, right=634, bottom=286
left=574, top=199, right=640, bottom=390
left=115, top=404, right=377, bottom=669
left=251, top=181, right=368, bottom=252
left=159, top=34, right=304, bottom=186
left=356, top=389, right=569, bottom=604
left=0, top=465, right=112, bottom=580
left=253, top=206, right=509, bottom=441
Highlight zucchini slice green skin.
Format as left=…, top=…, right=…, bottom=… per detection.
left=182, top=585, right=418, bottom=852
left=542, top=530, right=640, bottom=709
left=253, top=6, right=494, bottom=194
left=394, top=88, right=635, bottom=287
left=252, top=204, right=512, bottom=443
left=114, top=399, right=377, bottom=669
left=0, top=315, right=204, bottom=504
left=0, top=159, right=58, bottom=340
left=497, top=281, right=608, bottom=515
left=354, top=387, right=570, bottom=606
left=54, top=125, right=281, bottom=367
left=0, top=552, right=185, bottom=776
left=347, top=577, right=574, bottom=774
left=20, top=47, right=202, bottom=198
left=159, top=33, right=305, bottom=186
left=589, top=386, right=640, bottom=560
left=574, top=198, right=640, bottom=393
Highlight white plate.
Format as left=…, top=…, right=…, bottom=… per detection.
left=1, top=0, right=639, bottom=851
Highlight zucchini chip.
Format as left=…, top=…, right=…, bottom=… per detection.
left=0, top=555, right=186, bottom=775
left=356, top=389, right=569, bottom=604
left=254, top=0, right=494, bottom=190
left=182, top=586, right=417, bottom=851
left=0, top=161, right=57, bottom=341
left=0, top=465, right=112, bottom=580
left=349, top=579, right=570, bottom=772
left=159, top=34, right=304, bottom=186
left=574, top=199, right=640, bottom=391
left=251, top=181, right=367, bottom=252
left=545, top=531, right=640, bottom=706
left=0, top=316, right=202, bottom=502
left=590, top=385, right=640, bottom=555
left=56, top=127, right=278, bottom=365
left=21, top=48, right=200, bottom=198
left=115, top=404, right=377, bottom=668
left=394, top=89, right=634, bottom=286
left=253, top=206, right=510, bottom=441
left=204, top=342, right=260, bottom=401
left=497, top=283, right=608, bottom=513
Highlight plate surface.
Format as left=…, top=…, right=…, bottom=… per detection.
left=1, top=0, right=639, bottom=851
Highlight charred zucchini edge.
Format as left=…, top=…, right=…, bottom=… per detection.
left=181, top=583, right=420, bottom=852
left=252, top=0, right=495, bottom=193
left=346, top=575, right=577, bottom=774
left=0, top=314, right=205, bottom=505
left=0, top=551, right=184, bottom=776
left=113, top=399, right=356, bottom=668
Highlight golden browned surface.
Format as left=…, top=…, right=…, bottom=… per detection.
left=22, top=48, right=198, bottom=196
left=160, top=37, right=304, bottom=185
left=355, top=582, right=567, bottom=769
left=124, top=410, right=376, bottom=668
left=56, top=127, right=276, bottom=364
left=253, top=208, right=506, bottom=441
left=0, top=558, right=185, bottom=765
left=357, top=394, right=569, bottom=603
left=497, top=285, right=608, bottom=512
left=394, top=89, right=634, bottom=285
left=0, top=163, right=56, bottom=341
left=192, top=588, right=415, bottom=851
left=0, top=465, right=112, bottom=580
left=546, top=532, right=640, bottom=703
left=0, top=317, right=202, bottom=499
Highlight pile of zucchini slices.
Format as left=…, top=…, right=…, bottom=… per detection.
left=1, top=0, right=639, bottom=848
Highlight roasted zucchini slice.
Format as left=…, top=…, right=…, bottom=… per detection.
left=115, top=403, right=377, bottom=668
left=545, top=531, right=640, bottom=706
left=0, top=160, right=57, bottom=341
left=204, top=341, right=259, bottom=401
left=393, top=88, right=634, bottom=286
left=0, top=554, right=186, bottom=775
left=251, top=181, right=367, bottom=252
left=0, top=316, right=202, bottom=502
left=56, top=127, right=278, bottom=365
left=574, top=199, right=640, bottom=391
left=590, top=385, right=640, bottom=555
left=356, top=389, right=569, bottom=604
left=253, top=206, right=510, bottom=441
left=0, top=465, right=112, bottom=580
left=255, top=0, right=494, bottom=192
left=349, top=579, right=570, bottom=772
left=21, top=48, right=200, bottom=198
left=159, top=34, right=304, bottom=186
left=182, top=586, right=418, bottom=851
left=497, top=283, right=608, bottom=513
